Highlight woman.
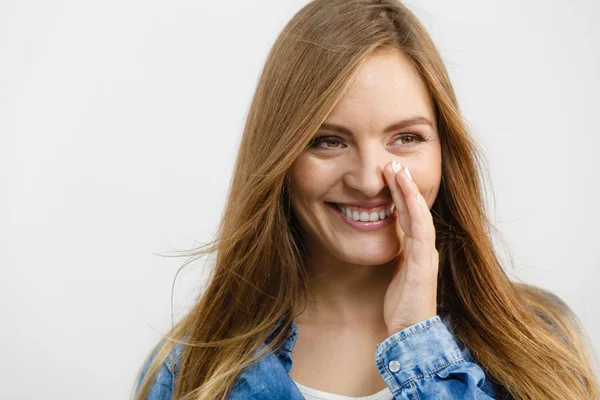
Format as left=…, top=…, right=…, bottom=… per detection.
left=133, top=0, right=599, bottom=399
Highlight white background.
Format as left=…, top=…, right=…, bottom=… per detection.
left=1, top=0, right=598, bottom=398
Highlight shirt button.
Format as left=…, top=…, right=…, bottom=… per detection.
left=388, top=360, right=401, bottom=372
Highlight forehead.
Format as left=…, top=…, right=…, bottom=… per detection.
left=325, top=47, right=436, bottom=133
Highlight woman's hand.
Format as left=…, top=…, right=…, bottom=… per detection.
left=382, top=160, right=439, bottom=336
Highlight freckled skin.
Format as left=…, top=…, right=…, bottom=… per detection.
left=289, top=47, right=442, bottom=267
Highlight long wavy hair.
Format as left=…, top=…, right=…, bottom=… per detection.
left=133, top=1, right=600, bottom=399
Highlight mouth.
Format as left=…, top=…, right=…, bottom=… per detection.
left=325, top=202, right=397, bottom=232
left=326, top=201, right=396, bottom=222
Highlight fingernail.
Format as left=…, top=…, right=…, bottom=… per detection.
left=404, top=166, right=412, bottom=181
left=392, top=160, right=401, bottom=174
left=417, top=193, right=421, bottom=204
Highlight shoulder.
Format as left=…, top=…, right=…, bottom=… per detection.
left=137, top=341, right=184, bottom=399
left=165, top=341, right=183, bottom=378
left=518, top=284, right=574, bottom=325
left=515, top=284, right=582, bottom=347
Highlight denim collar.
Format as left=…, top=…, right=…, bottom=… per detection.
left=263, top=315, right=299, bottom=363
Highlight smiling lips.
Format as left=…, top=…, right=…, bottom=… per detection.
left=334, top=202, right=396, bottom=222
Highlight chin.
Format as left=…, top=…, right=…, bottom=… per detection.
left=336, top=246, right=400, bottom=266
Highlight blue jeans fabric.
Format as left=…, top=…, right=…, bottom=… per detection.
left=136, top=315, right=506, bottom=399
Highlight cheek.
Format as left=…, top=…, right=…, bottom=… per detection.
left=290, top=156, right=338, bottom=202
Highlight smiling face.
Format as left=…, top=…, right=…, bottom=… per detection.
left=289, top=47, right=442, bottom=266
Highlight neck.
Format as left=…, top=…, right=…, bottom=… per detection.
left=294, top=249, right=401, bottom=326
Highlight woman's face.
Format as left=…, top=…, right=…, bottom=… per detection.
left=289, top=47, right=442, bottom=266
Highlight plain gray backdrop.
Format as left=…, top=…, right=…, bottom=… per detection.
left=1, top=0, right=598, bottom=398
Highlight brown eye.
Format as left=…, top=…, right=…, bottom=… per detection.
left=309, top=136, right=345, bottom=149
left=325, top=139, right=341, bottom=147
left=393, top=133, right=427, bottom=147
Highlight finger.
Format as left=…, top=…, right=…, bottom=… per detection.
left=418, top=192, right=436, bottom=241
left=395, top=165, right=428, bottom=241
left=383, top=161, right=411, bottom=236
left=397, top=168, right=438, bottom=275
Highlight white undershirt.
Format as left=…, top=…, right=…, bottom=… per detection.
left=292, top=380, right=395, bottom=400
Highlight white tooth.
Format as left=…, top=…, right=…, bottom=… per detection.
left=369, top=212, right=379, bottom=221
left=385, top=207, right=391, bottom=217
left=359, top=211, right=370, bottom=221
left=336, top=203, right=343, bottom=212
left=379, top=211, right=386, bottom=220
left=345, top=208, right=352, bottom=218
left=352, top=211, right=360, bottom=221
left=391, top=204, right=396, bottom=213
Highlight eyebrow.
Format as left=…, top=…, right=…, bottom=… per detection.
left=318, top=116, right=434, bottom=135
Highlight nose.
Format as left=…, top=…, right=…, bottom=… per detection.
left=342, top=146, right=388, bottom=198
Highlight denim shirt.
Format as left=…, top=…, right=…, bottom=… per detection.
left=136, top=315, right=508, bottom=399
